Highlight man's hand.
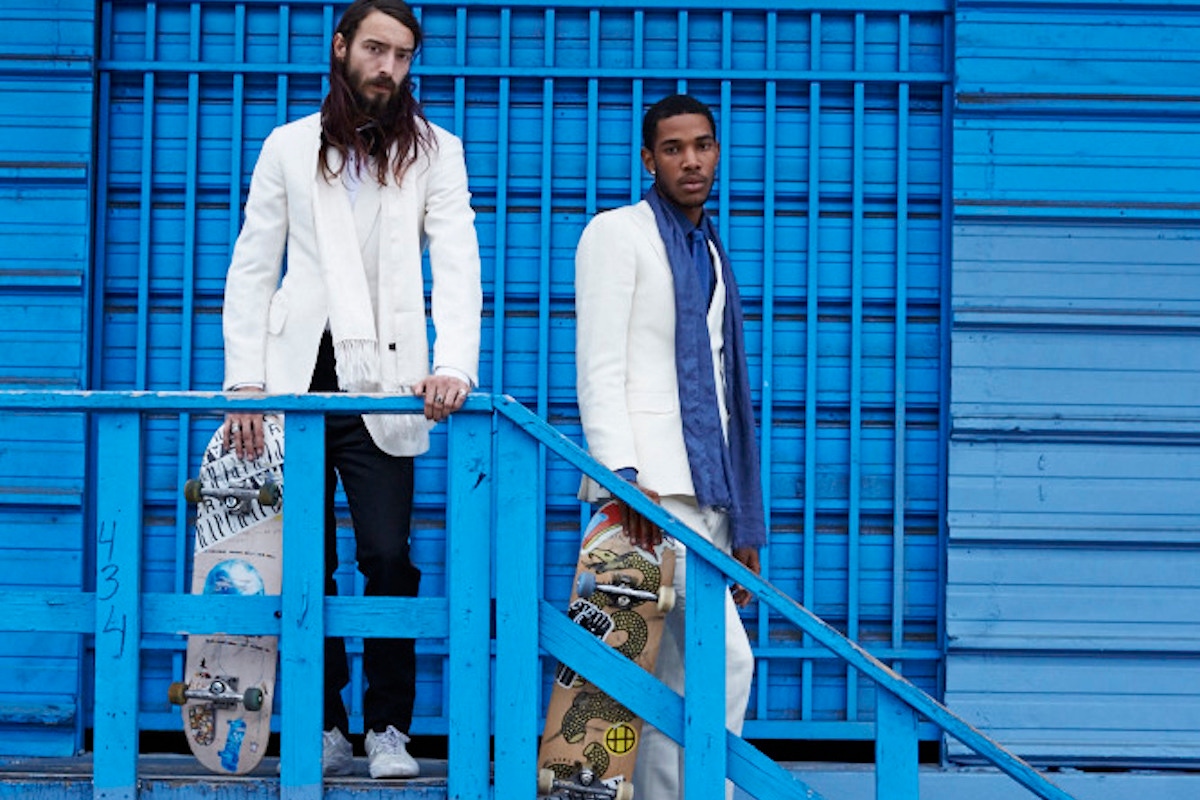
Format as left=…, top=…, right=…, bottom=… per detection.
left=730, top=546, right=760, bottom=607
left=224, top=386, right=266, bottom=461
left=414, top=375, right=470, bottom=422
left=618, top=483, right=663, bottom=551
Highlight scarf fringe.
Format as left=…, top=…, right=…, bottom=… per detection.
left=334, top=338, right=381, bottom=392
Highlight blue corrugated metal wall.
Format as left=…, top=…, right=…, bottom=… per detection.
left=947, top=0, right=1200, bottom=765
left=0, top=0, right=95, bottom=756
left=82, top=0, right=953, bottom=747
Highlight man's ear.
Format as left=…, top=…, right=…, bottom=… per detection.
left=640, top=147, right=655, bottom=176
left=333, top=32, right=348, bottom=63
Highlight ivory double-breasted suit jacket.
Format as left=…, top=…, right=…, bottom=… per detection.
left=222, top=113, right=482, bottom=456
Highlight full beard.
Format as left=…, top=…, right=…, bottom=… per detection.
left=347, top=67, right=404, bottom=128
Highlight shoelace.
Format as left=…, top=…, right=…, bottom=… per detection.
left=374, top=727, right=408, bottom=751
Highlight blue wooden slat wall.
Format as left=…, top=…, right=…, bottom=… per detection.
left=947, top=0, right=1200, bottom=765
left=0, top=0, right=953, bottom=750
left=0, top=0, right=95, bottom=757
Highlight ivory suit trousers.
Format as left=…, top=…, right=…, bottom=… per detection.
left=631, top=495, right=755, bottom=800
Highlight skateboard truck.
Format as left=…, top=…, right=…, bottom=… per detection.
left=576, top=572, right=676, bottom=613
left=538, top=767, right=634, bottom=800
left=169, top=676, right=265, bottom=712
left=184, top=479, right=281, bottom=515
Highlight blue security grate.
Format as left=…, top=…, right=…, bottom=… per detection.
left=94, top=0, right=952, bottom=742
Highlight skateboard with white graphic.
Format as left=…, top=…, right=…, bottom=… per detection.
left=537, top=501, right=678, bottom=800
left=168, top=415, right=284, bottom=775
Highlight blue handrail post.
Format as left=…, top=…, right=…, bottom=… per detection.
left=493, top=410, right=542, bottom=798
left=876, top=686, right=920, bottom=800
left=279, top=411, right=326, bottom=800
left=684, top=553, right=727, bottom=800
left=446, top=410, right=494, bottom=800
left=93, top=411, right=143, bottom=800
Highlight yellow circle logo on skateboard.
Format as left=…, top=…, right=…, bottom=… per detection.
left=605, top=723, right=637, bottom=755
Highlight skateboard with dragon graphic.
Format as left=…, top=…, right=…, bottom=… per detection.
left=537, top=500, right=678, bottom=800
left=168, top=415, right=284, bottom=775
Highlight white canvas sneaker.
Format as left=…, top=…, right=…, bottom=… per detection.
left=276, top=727, right=354, bottom=776
left=365, top=725, right=420, bottom=779
left=322, top=727, right=355, bottom=776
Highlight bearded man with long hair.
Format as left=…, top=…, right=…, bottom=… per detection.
left=221, top=0, right=482, bottom=780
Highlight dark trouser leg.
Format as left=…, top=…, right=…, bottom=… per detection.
left=328, top=415, right=420, bottom=735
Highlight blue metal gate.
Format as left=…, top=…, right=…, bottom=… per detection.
left=1, top=0, right=955, bottom=752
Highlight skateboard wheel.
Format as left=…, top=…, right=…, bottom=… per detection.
left=242, top=687, right=264, bottom=712
left=537, top=768, right=556, bottom=794
left=257, top=481, right=281, bottom=507
left=656, top=586, right=676, bottom=613
left=576, top=571, right=597, bottom=598
left=184, top=479, right=204, bottom=504
left=167, top=681, right=189, bottom=706
left=615, top=781, right=634, bottom=800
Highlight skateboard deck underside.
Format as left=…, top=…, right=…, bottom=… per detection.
left=180, top=419, right=284, bottom=775
left=538, top=501, right=677, bottom=797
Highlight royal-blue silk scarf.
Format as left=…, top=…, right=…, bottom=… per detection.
left=645, top=187, right=765, bottom=549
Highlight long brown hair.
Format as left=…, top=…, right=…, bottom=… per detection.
left=319, top=0, right=436, bottom=185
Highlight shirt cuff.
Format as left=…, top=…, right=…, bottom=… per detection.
left=433, top=365, right=475, bottom=389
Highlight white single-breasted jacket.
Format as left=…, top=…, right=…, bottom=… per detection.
left=222, top=112, right=482, bottom=456
left=575, top=200, right=728, bottom=501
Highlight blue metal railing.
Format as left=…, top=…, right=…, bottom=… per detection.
left=0, top=391, right=1074, bottom=800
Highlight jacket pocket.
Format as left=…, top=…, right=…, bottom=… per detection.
left=386, top=310, right=427, bottom=383
left=267, top=291, right=289, bottom=335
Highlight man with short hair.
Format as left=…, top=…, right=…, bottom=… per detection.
left=221, top=0, right=482, bottom=779
left=575, top=94, right=765, bottom=799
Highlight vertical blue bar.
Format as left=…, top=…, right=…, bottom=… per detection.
left=492, top=413, right=540, bottom=798
left=536, top=10, right=556, bottom=565
left=229, top=3, right=245, bottom=249
left=324, top=5, right=335, bottom=97
left=454, top=7, right=466, bottom=136
left=280, top=412, right=325, bottom=800
left=276, top=5, right=290, bottom=125
left=936, top=12, right=954, bottom=693
left=183, top=2, right=200, bottom=389
left=585, top=10, right=599, bottom=216
left=683, top=557, right=726, bottom=800
left=171, top=0, right=202, bottom=703
left=847, top=12, right=866, bottom=722
left=676, top=10, right=688, bottom=95
left=447, top=412, right=493, bottom=800
left=630, top=10, right=644, bottom=204
left=801, top=11, right=822, bottom=720
left=875, top=689, right=919, bottom=800
left=755, top=8, right=777, bottom=723
left=716, top=34, right=730, bottom=245
left=93, top=412, right=142, bottom=800
left=492, top=9, right=511, bottom=395
left=91, top=3, right=113, bottom=389
left=136, top=3, right=157, bottom=390
left=538, top=10, right=555, bottom=422
left=893, top=13, right=911, bottom=661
